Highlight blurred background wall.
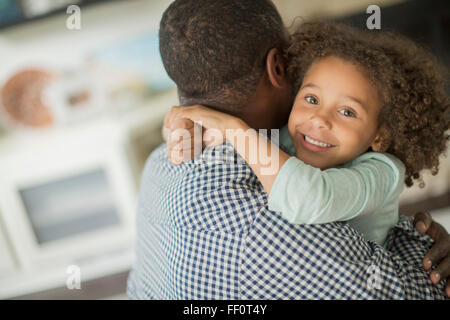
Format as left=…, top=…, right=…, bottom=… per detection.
left=0, top=0, right=448, bottom=299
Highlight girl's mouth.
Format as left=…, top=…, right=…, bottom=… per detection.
left=299, top=134, right=336, bottom=152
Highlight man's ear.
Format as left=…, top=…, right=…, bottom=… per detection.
left=371, top=125, right=391, bottom=152
left=266, top=48, right=288, bottom=89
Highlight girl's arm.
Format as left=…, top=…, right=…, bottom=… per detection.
left=268, top=152, right=405, bottom=225
left=166, top=105, right=405, bottom=228
left=165, top=105, right=291, bottom=194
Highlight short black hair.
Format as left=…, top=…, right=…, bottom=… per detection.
left=159, top=0, right=287, bottom=112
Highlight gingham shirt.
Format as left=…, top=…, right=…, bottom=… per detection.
left=127, top=142, right=448, bottom=299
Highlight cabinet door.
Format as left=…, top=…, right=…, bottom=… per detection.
left=0, top=220, right=16, bottom=276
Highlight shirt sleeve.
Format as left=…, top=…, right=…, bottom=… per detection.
left=267, top=152, right=405, bottom=224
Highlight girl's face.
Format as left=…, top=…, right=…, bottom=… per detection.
left=288, top=56, right=383, bottom=170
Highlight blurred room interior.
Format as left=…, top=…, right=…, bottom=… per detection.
left=0, top=0, right=448, bottom=299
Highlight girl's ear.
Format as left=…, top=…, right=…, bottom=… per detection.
left=371, top=125, right=391, bottom=152
left=266, top=48, right=288, bottom=89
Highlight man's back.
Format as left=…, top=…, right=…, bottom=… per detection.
left=127, top=143, right=447, bottom=299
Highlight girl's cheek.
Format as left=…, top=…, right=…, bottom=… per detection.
left=287, top=112, right=299, bottom=137
left=292, top=106, right=308, bottom=123
left=287, top=109, right=301, bottom=130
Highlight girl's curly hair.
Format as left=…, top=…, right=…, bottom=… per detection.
left=285, top=21, right=449, bottom=187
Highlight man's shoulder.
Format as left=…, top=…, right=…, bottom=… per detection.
left=140, top=142, right=267, bottom=233
left=144, top=142, right=261, bottom=184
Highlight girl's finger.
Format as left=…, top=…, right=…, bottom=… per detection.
left=166, top=106, right=182, bottom=125
left=172, top=105, right=216, bottom=124
left=166, top=106, right=187, bottom=128
left=168, top=147, right=184, bottom=165
left=169, top=120, right=196, bottom=146
left=169, top=117, right=194, bottom=131
left=169, top=139, right=188, bottom=151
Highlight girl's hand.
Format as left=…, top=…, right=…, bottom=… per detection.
left=165, top=104, right=289, bottom=196
left=163, top=105, right=249, bottom=165
left=163, top=116, right=201, bottom=165
left=166, top=105, right=246, bottom=139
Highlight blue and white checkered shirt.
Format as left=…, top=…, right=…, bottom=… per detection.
left=127, top=142, right=447, bottom=299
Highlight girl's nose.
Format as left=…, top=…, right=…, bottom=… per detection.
left=310, top=113, right=332, bottom=130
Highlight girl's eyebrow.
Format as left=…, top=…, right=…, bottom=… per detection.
left=344, top=95, right=367, bottom=112
left=300, top=83, right=320, bottom=90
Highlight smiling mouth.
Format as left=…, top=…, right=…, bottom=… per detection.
left=304, top=135, right=335, bottom=148
left=299, top=134, right=336, bottom=152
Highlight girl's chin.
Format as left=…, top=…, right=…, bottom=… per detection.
left=296, top=155, right=322, bottom=169
left=296, top=152, right=334, bottom=170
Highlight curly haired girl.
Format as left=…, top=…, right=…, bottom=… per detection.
left=165, top=21, right=449, bottom=246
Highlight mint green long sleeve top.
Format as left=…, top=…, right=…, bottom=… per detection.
left=269, top=125, right=405, bottom=245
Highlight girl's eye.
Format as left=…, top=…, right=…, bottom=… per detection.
left=305, top=96, right=319, bottom=105
left=339, top=108, right=356, bottom=118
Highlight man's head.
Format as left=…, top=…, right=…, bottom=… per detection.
left=159, top=0, right=293, bottom=129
